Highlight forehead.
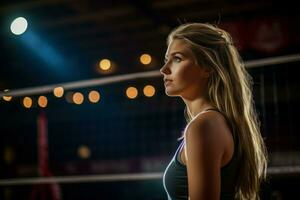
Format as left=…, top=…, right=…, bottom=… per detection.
left=165, top=39, right=192, bottom=56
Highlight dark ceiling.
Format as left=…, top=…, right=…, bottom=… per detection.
left=0, top=0, right=298, bottom=90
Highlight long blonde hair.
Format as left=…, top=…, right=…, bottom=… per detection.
left=167, top=23, right=268, bottom=200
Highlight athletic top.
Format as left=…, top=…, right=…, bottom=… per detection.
left=163, top=108, right=239, bottom=200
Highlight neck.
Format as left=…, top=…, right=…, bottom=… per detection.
left=182, top=96, right=213, bottom=118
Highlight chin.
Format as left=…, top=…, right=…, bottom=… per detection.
left=165, top=89, right=180, bottom=97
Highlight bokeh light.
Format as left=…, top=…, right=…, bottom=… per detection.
left=53, top=87, right=64, bottom=97
left=143, top=85, right=156, bottom=97
left=140, top=54, right=152, bottom=65
left=23, top=97, right=32, bottom=108
left=38, top=96, right=48, bottom=108
left=73, top=92, right=84, bottom=105
left=88, top=90, right=100, bottom=103
left=77, top=145, right=91, bottom=159
left=2, top=89, right=12, bottom=101
left=99, top=59, right=111, bottom=71
left=126, top=87, right=138, bottom=99
left=10, top=17, right=28, bottom=35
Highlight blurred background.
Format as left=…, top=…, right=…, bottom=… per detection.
left=0, top=0, right=299, bottom=199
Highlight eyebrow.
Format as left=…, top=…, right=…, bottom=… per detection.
left=165, top=51, right=186, bottom=59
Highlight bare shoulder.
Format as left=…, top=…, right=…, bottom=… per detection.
left=183, top=110, right=232, bottom=159
left=182, top=111, right=234, bottom=198
left=185, top=110, right=230, bottom=140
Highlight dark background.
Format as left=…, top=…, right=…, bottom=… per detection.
left=1, top=0, right=300, bottom=199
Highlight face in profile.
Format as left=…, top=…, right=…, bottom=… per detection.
left=160, top=39, right=210, bottom=99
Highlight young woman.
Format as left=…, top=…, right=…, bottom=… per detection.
left=160, top=23, right=268, bottom=200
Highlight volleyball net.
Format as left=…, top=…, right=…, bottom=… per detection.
left=1, top=54, right=300, bottom=199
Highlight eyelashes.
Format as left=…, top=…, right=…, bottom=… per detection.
left=164, top=56, right=182, bottom=64
left=173, top=56, right=182, bottom=62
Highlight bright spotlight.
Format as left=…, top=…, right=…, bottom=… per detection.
left=10, top=17, right=28, bottom=35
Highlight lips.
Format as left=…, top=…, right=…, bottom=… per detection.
left=164, top=79, right=172, bottom=86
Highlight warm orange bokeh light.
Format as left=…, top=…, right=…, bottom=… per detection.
left=143, top=85, right=155, bottom=97
left=53, top=87, right=64, bottom=98
left=99, top=59, right=111, bottom=71
left=73, top=92, right=84, bottom=105
left=126, top=87, right=138, bottom=99
left=23, top=97, right=32, bottom=108
left=77, top=145, right=91, bottom=159
left=88, top=90, right=100, bottom=103
left=140, top=54, right=152, bottom=65
left=38, top=96, right=48, bottom=108
left=2, top=89, right=12, bottom=101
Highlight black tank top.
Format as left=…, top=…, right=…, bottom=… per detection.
left=163, top=108, right=239, bottom=200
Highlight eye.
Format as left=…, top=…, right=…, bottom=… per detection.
left=173, top=56, right=182, bottom=62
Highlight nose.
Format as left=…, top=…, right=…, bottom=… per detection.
left=160, top=63, right=170, bottom=76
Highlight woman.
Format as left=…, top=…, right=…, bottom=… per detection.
left=160, top=23, right=268, bottom=200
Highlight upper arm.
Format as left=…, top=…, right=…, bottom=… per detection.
left=184, top=115, right=226, bottom=200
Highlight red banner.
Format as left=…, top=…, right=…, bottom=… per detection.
left=30, top=111, right=61, bottom=200
left=248, top=17, right=289, bottom=54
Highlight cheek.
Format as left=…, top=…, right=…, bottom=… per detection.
left=176, top=64, right=200, bottom=86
